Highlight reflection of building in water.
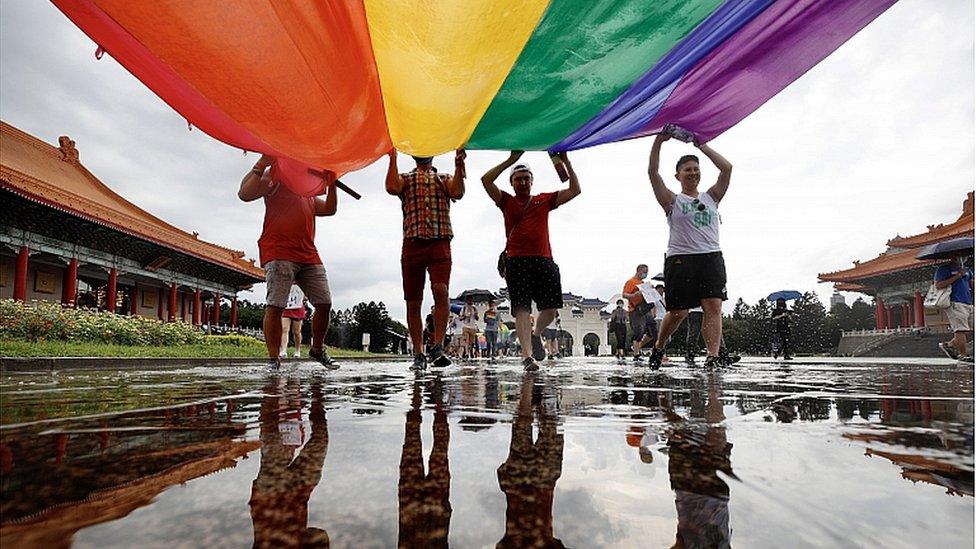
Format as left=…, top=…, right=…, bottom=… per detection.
left=0, top=400, right=256, bottom=548
left=250, top=379, right=330, bottom=548
left=497, top=376, right=565, bottom=548
left=398, top=377, right=452, bottom=547
left=0, top=121, right=263, bottom=325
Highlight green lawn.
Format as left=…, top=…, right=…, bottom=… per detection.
left=0, top=339, right=389, bottom=359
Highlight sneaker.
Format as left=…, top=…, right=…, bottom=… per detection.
left=522, top=356, right=540, bottom=372
left=411, top=354, right=427, bottom=371
left=683, top=353, right=695, bottom=366
left=648, top=347, right=665, bottom=370
left=531, top=335, right=546, bottom=361
left=429, top=344, right=453, bottom=368
left=958, top=355, right=974, bottom=363
left=293, top=350, right=301, bottom=358
left=704, top=355, right=721, bottom=369
left=308, top=348, right=340, bottom=370
left=279, top=350, right=288, bottom=358
left=268, top=358, right=281, bottom=370
left=722, top=353, right=742, bottom=364
left=939, top=342, right=961, bottom=360
left=783, top=355, right=793, bottom=360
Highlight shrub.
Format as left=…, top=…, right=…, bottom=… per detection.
left=0, top=299, right=202, bottom=345
left=202, top=334, right=262, bottom=347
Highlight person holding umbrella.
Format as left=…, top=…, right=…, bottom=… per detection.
left=770, top=298, right=794, bottom=359
left=933, top=254, right=973, bottom=361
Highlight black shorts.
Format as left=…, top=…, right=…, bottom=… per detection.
left=664, top=251, right=727, bottom=311
left=505, top=257, right=563, bottom=314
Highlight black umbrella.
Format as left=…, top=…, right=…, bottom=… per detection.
left=915, top=237, right=974, bottom=261
left=454, top=288, right=498, bottom=302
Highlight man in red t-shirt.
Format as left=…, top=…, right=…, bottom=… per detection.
left=239, top=154, right=339, bottom=369
left=482, top=151, right=581, bottom=371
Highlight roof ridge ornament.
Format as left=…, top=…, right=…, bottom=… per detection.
left=58, top=136, right=78, bottom=164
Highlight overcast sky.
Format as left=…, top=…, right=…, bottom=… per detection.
left=1, top=1, right=972, bottom=323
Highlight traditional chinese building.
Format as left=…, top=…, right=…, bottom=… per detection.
left=818, top=192, right=973, bottom=333
left=0, top=121, right=263, bottom=326
left=468, top=289, right=611, bottom=356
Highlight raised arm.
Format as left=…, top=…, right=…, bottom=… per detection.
left=238, top=154, right=274, bottom=202
left=313, top=180, right=338, bottom=216
left=700, top=142, right=732, bottom=203
left=446, top=149, right=466, bottom=200
left=482, top=151, right=523, bottom=206
left=934, top=269, right=964, bottom=290
left=385, top=149, right=403, bottom=196
left=554, top=152, right=581, bottom=206
left=648, top=134, right=676, bottom=213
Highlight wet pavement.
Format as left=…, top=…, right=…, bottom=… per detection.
left=0, top=357, right=972, bottom=548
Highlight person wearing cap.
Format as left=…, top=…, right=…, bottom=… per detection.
left=238, top=154, right=340, bottom=370
left=645, top=132, right=733, bottom=369
left=387, top=149, right=467, bottom=370
left=481, top=151, right=581, bottom=371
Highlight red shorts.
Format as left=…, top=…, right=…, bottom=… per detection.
left=401, top=238, right=451, bottom=301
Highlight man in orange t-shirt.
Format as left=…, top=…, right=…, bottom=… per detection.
left=239, top=154, right=339, bottom=369
left=622, top=264, right=655, bottom=361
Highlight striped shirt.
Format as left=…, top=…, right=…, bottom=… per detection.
left=398, top=168, right=454, bottom=240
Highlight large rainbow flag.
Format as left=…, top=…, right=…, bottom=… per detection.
left=53, top=1, right=897, bottom=194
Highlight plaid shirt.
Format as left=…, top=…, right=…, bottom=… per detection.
left=399, top=167, right=454, bottom=239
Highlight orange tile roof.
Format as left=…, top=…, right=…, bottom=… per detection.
left=0, top=121, right=263, bottom=281
left=887, top=192, right=974, bottom=249
left=819, top=248, right=945, bottom=284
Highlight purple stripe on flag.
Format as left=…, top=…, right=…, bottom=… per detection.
left=640, top=0, right=899, bottom=144
left=554, top=0, right=773, bottom=151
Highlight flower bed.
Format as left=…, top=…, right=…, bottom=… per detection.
left=0, top=299, right=203, bottom=346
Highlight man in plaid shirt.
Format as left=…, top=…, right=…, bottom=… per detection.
left=386, top=149, right=466, bottom=369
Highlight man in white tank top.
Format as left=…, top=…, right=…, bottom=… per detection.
left=645, top=131, right=733, bottom=369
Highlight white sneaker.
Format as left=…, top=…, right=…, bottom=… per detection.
left=279, top=351, right=287, bottom=358
left=293, top=350, right=301, bottom=358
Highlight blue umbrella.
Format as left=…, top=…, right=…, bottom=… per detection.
left=767, top=290, right=803, bottom=302
left=450, top=301, right=464, bottom=314
left=915, top=237, right=974, bottom=261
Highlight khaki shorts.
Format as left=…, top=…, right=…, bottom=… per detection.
left=461, top=326, right=477, bottom=345
left=946, top=302, right=974, bottom=332
left=265, top=260, right=331, bottom=308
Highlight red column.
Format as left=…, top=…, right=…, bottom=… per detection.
left=157, top=287, right=164, bottom=320
left=212, top=293, right=221, bottom=325
left=903, top=303, right=911, bottom=328
left=885, top=306, right=895, bottom=330
left=193, top=289, right=202, bottom=325
left=13, top=246, right=28, bottom=301
left=168, top=282, right=177, bottom=322
left=230, top=296, right=238, bottom=328
left=61, top=257, right=78, bottom=307
left=106, top=267, right=118, bottom=313
left=914, top=291, right=925, bottom=327
left=130, top=282, right=138, bottom=315
left=875, top=297, right=886, bottom=330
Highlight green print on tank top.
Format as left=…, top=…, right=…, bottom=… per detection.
left=679, top=202, right=714, bottom=228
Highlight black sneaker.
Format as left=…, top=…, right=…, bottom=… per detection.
left=683, top=353, right=695, bottom=366
left=267, top=358, right=281, bottom=370
left=308, top=348, right=339, bottom=370
left=531, top=334, right=546, bottom=361
left=522, top=356, right=540, bottom=372
left=429, top=344, right=453, bottom=368
left=411, top=354, right=427, bottom=371
left=704, top=355, right=721, bottom=369
left=648, top=347, right=665, bottom=370
left=720, top=352, right=741, bottom=365
left=958, top=355, right=974, bottom=363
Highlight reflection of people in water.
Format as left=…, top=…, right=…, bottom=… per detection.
left=398, top=375, right=452, bottom=548
left=661, top=374, right=735, bottom=549
left=250, top=378, right=330, bottom=548
left=497, top=374, right=565, bottom=549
